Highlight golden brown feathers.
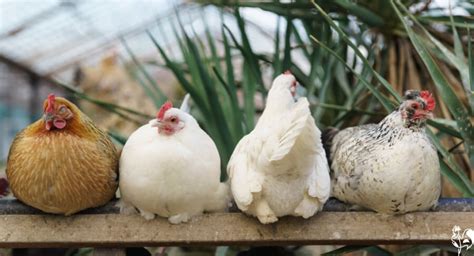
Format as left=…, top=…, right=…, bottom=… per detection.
left=6, top=96, right=118, bottom=215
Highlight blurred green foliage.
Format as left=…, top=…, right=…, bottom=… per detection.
left=64, top=0, right=473, bottom=195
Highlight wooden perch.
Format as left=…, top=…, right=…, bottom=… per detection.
left=0, top=198, right=472, bottom=248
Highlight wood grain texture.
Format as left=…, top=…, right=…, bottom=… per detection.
left=0, top=211, right=472, bottom=248
left=92, top=248, right=126, bottom=256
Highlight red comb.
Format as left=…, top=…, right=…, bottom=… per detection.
left=284, top=70, right=292, bottom=75
left=157, top=101, right=173, bottom=120
left=419, top=90, right=435, bottom=111
left=46, top=93, right=55, bottom=113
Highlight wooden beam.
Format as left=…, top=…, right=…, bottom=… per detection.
left=92, top=248, right=126, bottom=256
left=0, top=199, right=471, bottom=247
left=0, top=211, right=470, bottom=248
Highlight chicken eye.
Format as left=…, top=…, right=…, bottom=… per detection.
left=411, top=103, right=419, bottom=110
left=170, top=117, right=177, bottom=123
left=58, top=106, right=67, bottom=114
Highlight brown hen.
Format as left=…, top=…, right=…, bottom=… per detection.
left=6, top=94, right=118, bottom=215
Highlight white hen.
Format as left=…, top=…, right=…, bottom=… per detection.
left=227, top=72, right=330, bottom=224
left=119, top=100, right=229, bottom=224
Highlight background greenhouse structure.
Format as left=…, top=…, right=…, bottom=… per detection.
left=0, top=0, right=472, bottom=255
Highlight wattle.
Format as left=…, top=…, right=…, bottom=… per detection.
left=53, top=119, right=67, bottom=129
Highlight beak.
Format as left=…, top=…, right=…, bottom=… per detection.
left=412, top=109, right=432, bottom=120
left=418, top=111, right=433, bottom=119
left=43, top=112, right=54, bottom=131
left=43, top=112, right=54, bottom=122
left=293, top=83, right=305, bottom=99
left=290, top=81, right=298, bottom=97
left=149, top=119, right=162, bottom=128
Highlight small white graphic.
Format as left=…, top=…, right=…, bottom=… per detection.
left=451, top=225, right=474, bottom=256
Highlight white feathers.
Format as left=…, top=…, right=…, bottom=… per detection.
left=119, top=106, right=229, bottom=224
left=269, top=100, right=312, bottom=162
left=227, top=73, right=331, bottom=224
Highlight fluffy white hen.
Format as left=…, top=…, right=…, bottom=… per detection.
left=119, top=99, right=229, bottom=224
left=227, top=71, right=330, bottom=224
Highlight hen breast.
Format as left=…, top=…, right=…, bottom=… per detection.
left=7, top=127, right=118, bottom=215
left=119, top=123, right=227, bottom=220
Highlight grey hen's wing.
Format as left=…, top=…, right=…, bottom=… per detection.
left=330, top=124, right=378, bottom=192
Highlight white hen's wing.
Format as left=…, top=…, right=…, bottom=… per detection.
left=270, top=98, right=313, bottom=162
left=298, top=108, right=330, bottom=202
left=227, top=135, right=264, bottom=211
left=309, top=142, right=331, bottom=202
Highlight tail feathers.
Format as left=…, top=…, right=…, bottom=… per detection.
left=321, top=127, right=339, bottom=164
left=180, top=94, right=191, bottom=113
left=294, top=195, right=323, bottom=219
left=205, top=182, right=231, bottom=212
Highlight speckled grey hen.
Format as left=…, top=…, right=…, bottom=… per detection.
left=324, top=90, right=440, bottom=214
